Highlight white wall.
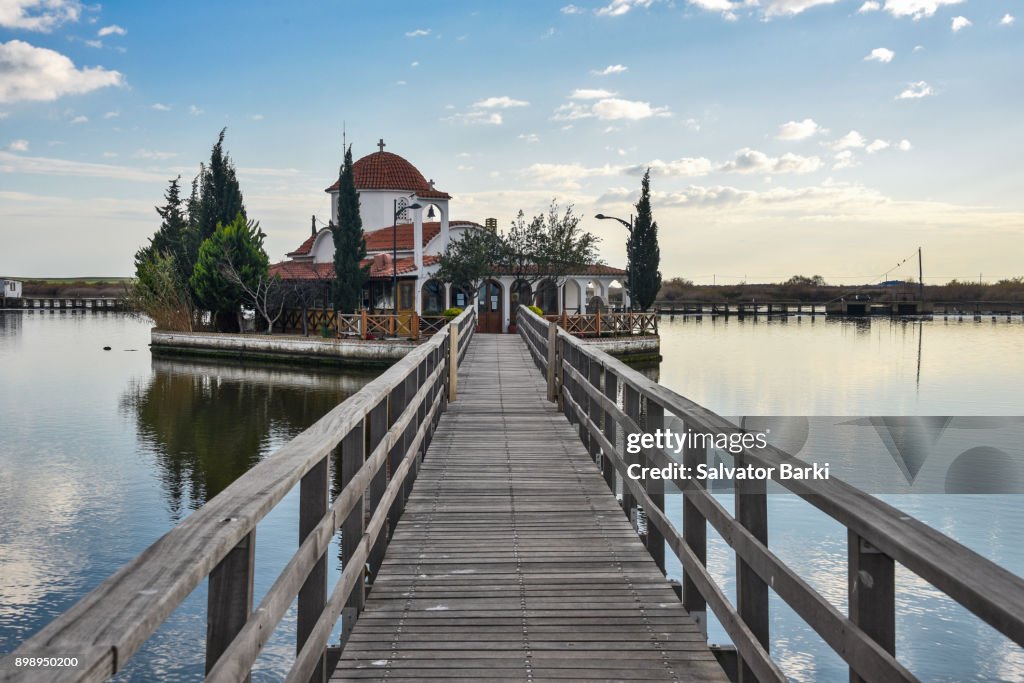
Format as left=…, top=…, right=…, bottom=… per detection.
left=1, top=280, right=21, bottom=298
left=311, top=230, right=335, bottom=263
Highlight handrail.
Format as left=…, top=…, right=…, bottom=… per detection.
left=517, top=304, right=1024, bottom=683
left=1, top=309, right=475, bottom=682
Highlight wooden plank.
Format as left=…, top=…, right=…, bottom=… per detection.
left=332, top=334, right=728, bottom=683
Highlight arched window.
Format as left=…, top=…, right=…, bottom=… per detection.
left=510, top=280, right=532, bottom=323
left=421, top=279, right=445, bottom=314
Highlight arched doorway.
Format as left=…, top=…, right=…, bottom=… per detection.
left=509, top=279, right=532, bottom=325
left=536, top=279, right=559, bottom=315
left=477, top=279, right=503, bottom=333
left=421, top=279, right=445, bottom=314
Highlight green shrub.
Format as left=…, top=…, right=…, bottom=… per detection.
left=527, top=305, right=543, bottom=316
left=442, top=307, right=463, bottom=318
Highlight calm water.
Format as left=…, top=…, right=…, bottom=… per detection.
left=0, top=311, right=1021, bottom=681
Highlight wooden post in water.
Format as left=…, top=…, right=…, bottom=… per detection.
left=298, top=456, right=329, bottom=683
left=206, top=531, right=255, bottom=680
left=848, top=532, right=895, bottom=683
left=736, top=473, right=769, bottom=683
left=339, top=421, right=366, bottom=648
left=448, top=321, right=458, bottom=402
left=546, top=322, right=558, bottom=402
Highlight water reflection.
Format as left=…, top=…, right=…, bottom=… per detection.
left=121, top=358, right=375, bottom=519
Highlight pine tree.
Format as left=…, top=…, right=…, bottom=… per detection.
left=628, top=169, right=662, bottom=311
left=332, top=145, right=369, bottom=313
left=196, top=128, right=245, bottom=243
left=135, top=176, right=192, bottom=288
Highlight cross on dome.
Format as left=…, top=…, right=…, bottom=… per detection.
left=378, top=138, right=386, bottom=153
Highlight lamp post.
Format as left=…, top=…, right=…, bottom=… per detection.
left=393, top=198, right=422, bottom=317
left=595, top=213, right=634, bottom=312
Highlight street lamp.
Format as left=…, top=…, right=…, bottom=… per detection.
left=595, top=213, right=634, bottom=312
left=393, top=198, right=422, bottom=317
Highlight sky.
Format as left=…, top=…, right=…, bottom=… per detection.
left=0, top=0, right=1021, bottom=284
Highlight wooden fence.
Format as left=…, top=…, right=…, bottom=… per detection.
left=1, top=309, right=476, bottom=683
left=518, top=305, right=1024, bottom=683
left=275, top=309, right=454, bottom=341
left=542, top=311, right=658, bottom=337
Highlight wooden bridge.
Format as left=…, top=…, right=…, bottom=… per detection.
left=3, top=306, right=1024, bottom=682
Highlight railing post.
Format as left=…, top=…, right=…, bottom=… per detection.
left=360, top=309, right=367, bottom=340
left=411, top=312, right=419, bottom=340
left=386, top=375, right=408, bottom=531
left=596, top=311, right=602, bottom=336
left=339, top=420, right=366, bottom=648
left=555, top=334, right=565, bottom=412
left=848, top=532, right=895, bottom=683
left=736, top=470, right=769, bottom=683
left=448, top=320, right=458, bottom=402
left=367, top=400, right=389, bottom=582
left=298, top=456, right=329, bottom=683
left=682, top=431, right=708, bottom=638
left=587, top=358, right=602, bottom=462
left=643, top=399, right=666, bottom=574
left=206, top=530, right=255, bottom=680
left=622, top=384, right=640, bottom=527
left=546, top=322, right=558, bottom=402
left=601, top=369, right=618, bottom=492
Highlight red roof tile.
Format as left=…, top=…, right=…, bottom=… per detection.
left=286, top=230, right=323, bottom=257
left=364, top=222, right=441, bottom=251
left=324, top=151, right=451, bottom=199
left=270, top=255, right=439, bottom=281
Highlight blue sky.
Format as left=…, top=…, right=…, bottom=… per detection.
left=1, top=0, right=1021, bottom=282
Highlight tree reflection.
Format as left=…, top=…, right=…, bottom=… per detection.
left=122, top=358, right=374, bottom=520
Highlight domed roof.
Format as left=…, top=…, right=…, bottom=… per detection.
left=324, top=150, right=450, bottom=199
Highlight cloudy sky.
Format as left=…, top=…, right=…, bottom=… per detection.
left=1, top=0, right=1021, bottom=283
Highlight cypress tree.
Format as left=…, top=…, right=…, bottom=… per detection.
left=135, top=176, right=190, bottom=285
left=332, top=144, right=369, bottom=313
left=196, top=128, right=245, bottom=243
left=628, top=169, right=662, bottom=311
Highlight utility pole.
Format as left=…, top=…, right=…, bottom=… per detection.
left=918, top=247, right=923, bottom=301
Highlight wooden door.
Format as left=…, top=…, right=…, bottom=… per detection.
left=477, top=280, right=503, bottom=333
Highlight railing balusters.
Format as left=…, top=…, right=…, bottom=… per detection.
left=297, top=456, right=329, bottom=683
left=339, top=419, right=366, bottom=649
left=643, top=399, right=666, bottom=574
left=601, top=368, right=618, bottom=492
left=682, top=425, right=708, bottom=637
left=587, top=359, right=603, bottom=462
left=206, top=531, right=255, bottom=680
left=367, top=399, right=389, bottom=581
left=849, top=532, right=895, bottom=683
left=622, top=383, right=640, bottom=528
left=736, top=471, right=770, bottom=683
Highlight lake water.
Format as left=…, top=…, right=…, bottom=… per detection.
left=0, top=311, right=1021, bottom=681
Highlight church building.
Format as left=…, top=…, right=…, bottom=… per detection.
left=270, top=141, right=626, bottom=333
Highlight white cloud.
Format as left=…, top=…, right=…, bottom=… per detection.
left=864, top=47, right=895, bottom=63
left=447, top=110, right=503, bottom=125
left=0, top=0, right=82, bottom=31
left=858, top=1, right=881, bottom=12
left=593, top=98, right=670, bottom=120
left=882, top=0, right=963, bottom=20
left=405, top=28, right=430, bottom=37
left=950, top=15, right=971, bottom=31
left=898, top=80, right=933, bottom=99
left=596, top=0, right=654, bottom=17
left=249, top=113, right=264, bottom=121
left=84, top=39, right=101, bottom=48
left=1000, top=13, right=1015, bottom=26
left=103, top=110, right=118, bottom=118
left=97, top=24, right=125, bottom=37
left=524, top=162, right=620, bottom=189
left=188, top=104, right=203, bottom=115
left=69, top=114, right=86, bottom=123
left=561, top=4, right=584, bottom=14
left=830, top=130, right=866, bottom=150
left=150, top=102, right=171, bottom=111
left=625, top=157, right=713, bottom=177
left=0, top=150, right=169, bottom=181
left=866, top=139, right=890, bottom=153
left=410, top=60, right=419, bottom=67
left=0, top=111, right=9, bottom=118
left=0, top=40, right=123, bottom=103
left=761, top=0, right=841, bottom=17
left=518, top=133, right=540, bottom=143
left=7, top=139, right=28, bottom=152
left=395, top=80, right=407, bottom=86
left=102, top=151, right=116, bottom=158
left=833, top=150, right=856, bottom=170
left=133, top=149, right=176, bottom=160
left=776, top=118, right=822, bottom=141
left=570, top=88, right=617, bottom=100
left=688, top=0, right=742, bottom=21
left=720, top=148, right=822, bottom=174
left=472, top=96, right=529, bottom=109
left=593, top=64, right=628, bottom=76
left=898, top=139, right=912, bottom=151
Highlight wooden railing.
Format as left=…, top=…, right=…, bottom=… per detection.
left=1, top=309, right=475, bottom=683
left=275, top=309, right=456, bottom=341
left=540, top=311, right=658, bottom=337
left=518, top=305, right=1024, bottom=683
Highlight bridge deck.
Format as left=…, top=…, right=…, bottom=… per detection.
left=331, top=334, right=727, bottom=683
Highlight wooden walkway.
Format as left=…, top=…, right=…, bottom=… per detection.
left=332, top=335, right=727, bottom=682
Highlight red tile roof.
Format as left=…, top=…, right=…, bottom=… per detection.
left=270, top=255, right=439, bottom=281
left=324, top=151, right=451, bottom=199
left=286, top=230, right=323, bottom=257
left=364, top=222, right=441, bottom=251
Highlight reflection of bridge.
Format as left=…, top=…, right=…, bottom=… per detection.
left=4, top=308, right=1024, bottom=682
left=9, top=297, right=126, bottom=311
